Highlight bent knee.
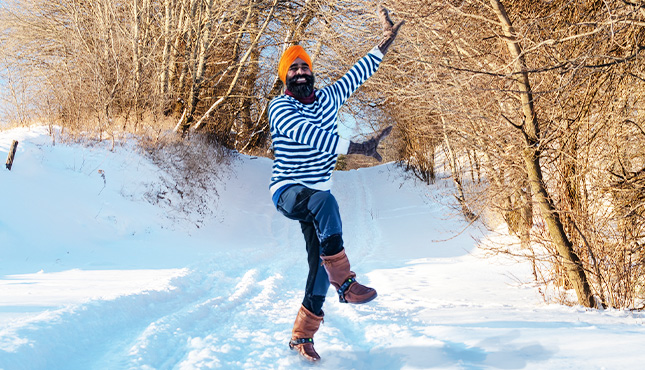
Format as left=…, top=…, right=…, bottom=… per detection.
left=309, top=191, right=339, bottom=211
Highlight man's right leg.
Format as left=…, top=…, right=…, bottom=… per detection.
left=300, top=221, right=328, bottom=316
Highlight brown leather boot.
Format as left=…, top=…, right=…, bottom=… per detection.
left=289, top=305, right=324, bottom=362
left=321, top=249, right=377, bottom=304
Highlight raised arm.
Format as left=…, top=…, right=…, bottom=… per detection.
left=325, top=5, right=404, bottom=106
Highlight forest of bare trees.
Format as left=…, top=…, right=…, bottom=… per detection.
left=1, top=0, right=644, bottom=310
left=0, top=0, right=381, bottom=148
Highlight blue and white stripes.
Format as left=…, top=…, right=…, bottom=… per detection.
left=269, top=47, right=383, bottom=195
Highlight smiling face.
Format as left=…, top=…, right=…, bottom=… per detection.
left=286, top=58, right=312, bottom=80
left=286, top=57, right=315, bottom=98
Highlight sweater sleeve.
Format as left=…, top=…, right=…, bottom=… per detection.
left=269, top=98, right=349, bottom=155
left=325, top=47, right=383, bottom=107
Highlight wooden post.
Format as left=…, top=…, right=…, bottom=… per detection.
left=5, top=140, right=18, bottom=170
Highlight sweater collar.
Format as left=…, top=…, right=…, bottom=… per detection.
left=285, top=89, right=316, bottom=104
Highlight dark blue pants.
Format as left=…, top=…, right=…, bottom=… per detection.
left=275, top=185, right=344, bottom=315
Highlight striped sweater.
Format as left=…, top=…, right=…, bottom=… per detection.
left=269, top=47, right=383, bottom=197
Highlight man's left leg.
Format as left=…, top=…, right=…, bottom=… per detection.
left=305, top=191, right=377, bottom=304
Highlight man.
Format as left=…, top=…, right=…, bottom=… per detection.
left=268, top=5, right=404, bottom=362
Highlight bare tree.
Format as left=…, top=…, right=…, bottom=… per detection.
left=366, top=0, right=645, bottom=308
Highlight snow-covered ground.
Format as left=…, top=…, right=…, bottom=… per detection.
left=1, top=126, right=644, bottom=370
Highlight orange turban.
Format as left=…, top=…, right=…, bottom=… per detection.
left=278, top=45, right=312, bottom=84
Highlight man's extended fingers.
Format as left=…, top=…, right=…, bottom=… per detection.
left=392, top=20, right=405, bottom=34
left=378, top=126, right=393, bottom=141
left=372, top=126, right=392, bottom=162
left=379, top=5, right=404, bottom=34
left=378, top=5, right=394, bottom=29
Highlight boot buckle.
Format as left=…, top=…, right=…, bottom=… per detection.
left=289, top=338, right=314, bottom=349
left=337, top=277, right=355, bottom=303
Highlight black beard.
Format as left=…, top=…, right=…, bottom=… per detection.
left=286, top=74, right=315, bottom=98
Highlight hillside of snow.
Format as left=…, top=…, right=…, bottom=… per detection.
left=1, top=126, right=644, bottom=370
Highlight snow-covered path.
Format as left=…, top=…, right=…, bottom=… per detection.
left=1, top=126, right=644, bottom=370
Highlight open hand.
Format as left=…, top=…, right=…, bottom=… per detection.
left=377, top=5, right=404, bottom=54
left=348, top=126, right=393, bottom=162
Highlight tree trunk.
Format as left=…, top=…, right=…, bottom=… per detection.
left=176, top=0, right=200, bottom=101
left=489, top=0, right=596, bottom=308
left=132, top=0, right=142, bottom=128
left=237, top=0, right=261, bottom=146
left=183, top=0, right=216, bottom=133
left=160, top=0, right=174, bottom=96
left=167, top=0, right=187, bottom=92
left=439, top=110, right=476, bottom=221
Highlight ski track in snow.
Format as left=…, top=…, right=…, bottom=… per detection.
left=2, top=127, right=645, bottom=370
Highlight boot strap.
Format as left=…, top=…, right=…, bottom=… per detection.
left=289, top=338, right=314, bottom=348
left=337, top=277, right=356, bottom=303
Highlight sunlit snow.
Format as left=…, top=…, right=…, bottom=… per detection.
left=1, top=126, right=644, bottom=369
